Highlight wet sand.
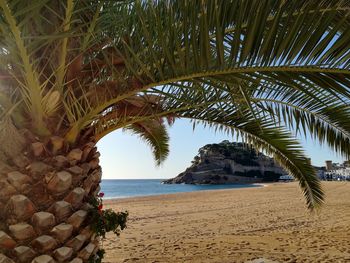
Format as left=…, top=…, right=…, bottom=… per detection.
left=103, top=182, right=350, bottom=263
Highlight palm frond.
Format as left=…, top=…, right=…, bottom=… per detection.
left=113, top=1, right=350, bottom=91
left=124, top=120, right=170, bottom=166
left=0, top=0, right=47, bottom=134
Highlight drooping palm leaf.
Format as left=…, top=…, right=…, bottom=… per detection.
left=124, top=120, right=170, bottom=166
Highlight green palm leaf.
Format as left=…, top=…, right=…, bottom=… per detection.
left=124, top=120, right=170, bottom=166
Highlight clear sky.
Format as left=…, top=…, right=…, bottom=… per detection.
left=98, top=119, right=345, bottom=179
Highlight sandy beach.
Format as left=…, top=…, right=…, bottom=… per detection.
left=103, top=182, right=350, bottom=263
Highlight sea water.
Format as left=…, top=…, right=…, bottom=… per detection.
left=100, top=179, right=260, bottom=199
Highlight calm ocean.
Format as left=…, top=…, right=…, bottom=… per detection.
left=100, top=179, right=259, bottom=199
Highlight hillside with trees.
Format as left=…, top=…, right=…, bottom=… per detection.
left=163, top=141, right=285, bottom=184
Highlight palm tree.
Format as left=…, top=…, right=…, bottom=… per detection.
left=0, top=0, right=349, bottom=261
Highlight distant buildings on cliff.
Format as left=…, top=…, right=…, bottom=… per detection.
left=279, top=159, right=350, bottom=182
left=322, top=160, right=350, bottom=181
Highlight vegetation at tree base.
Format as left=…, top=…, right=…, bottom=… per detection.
left=88, top=194, right=128, bottom=239
left=0, top=0, right=349, bottom=261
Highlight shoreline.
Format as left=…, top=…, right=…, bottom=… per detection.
left=103, top=182, right=350, bottom=263
left=103, top=182, right=270, bottom=203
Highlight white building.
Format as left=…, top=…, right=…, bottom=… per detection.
left=325, top=167, right=350, bottom=180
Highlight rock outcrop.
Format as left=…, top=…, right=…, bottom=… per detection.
left=163, top=141, right=285, bottom=184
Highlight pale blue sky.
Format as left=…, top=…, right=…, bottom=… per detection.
left=98, top=119, right=345, bottom=179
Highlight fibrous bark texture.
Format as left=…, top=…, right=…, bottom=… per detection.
left=0, top=134, right=102, bottom=262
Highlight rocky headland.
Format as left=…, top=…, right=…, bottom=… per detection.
left=163, top=140, right=285, bottom=184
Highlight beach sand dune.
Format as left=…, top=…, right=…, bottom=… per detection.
left=103, top=182, right=350, bottom=263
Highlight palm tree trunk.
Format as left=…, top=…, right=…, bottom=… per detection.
left=0, top=135, right=102, bottom=262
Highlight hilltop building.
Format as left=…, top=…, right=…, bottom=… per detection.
left=325, top=160, right=333, bottom=171
left=164, top=141, right=285, bottom=184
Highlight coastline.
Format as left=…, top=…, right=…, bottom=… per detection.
left=103, top=182, right=350, bottom=262
left=252, top=182, right=270, bottom=187
left=103, top=182, right=268, bottom=202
